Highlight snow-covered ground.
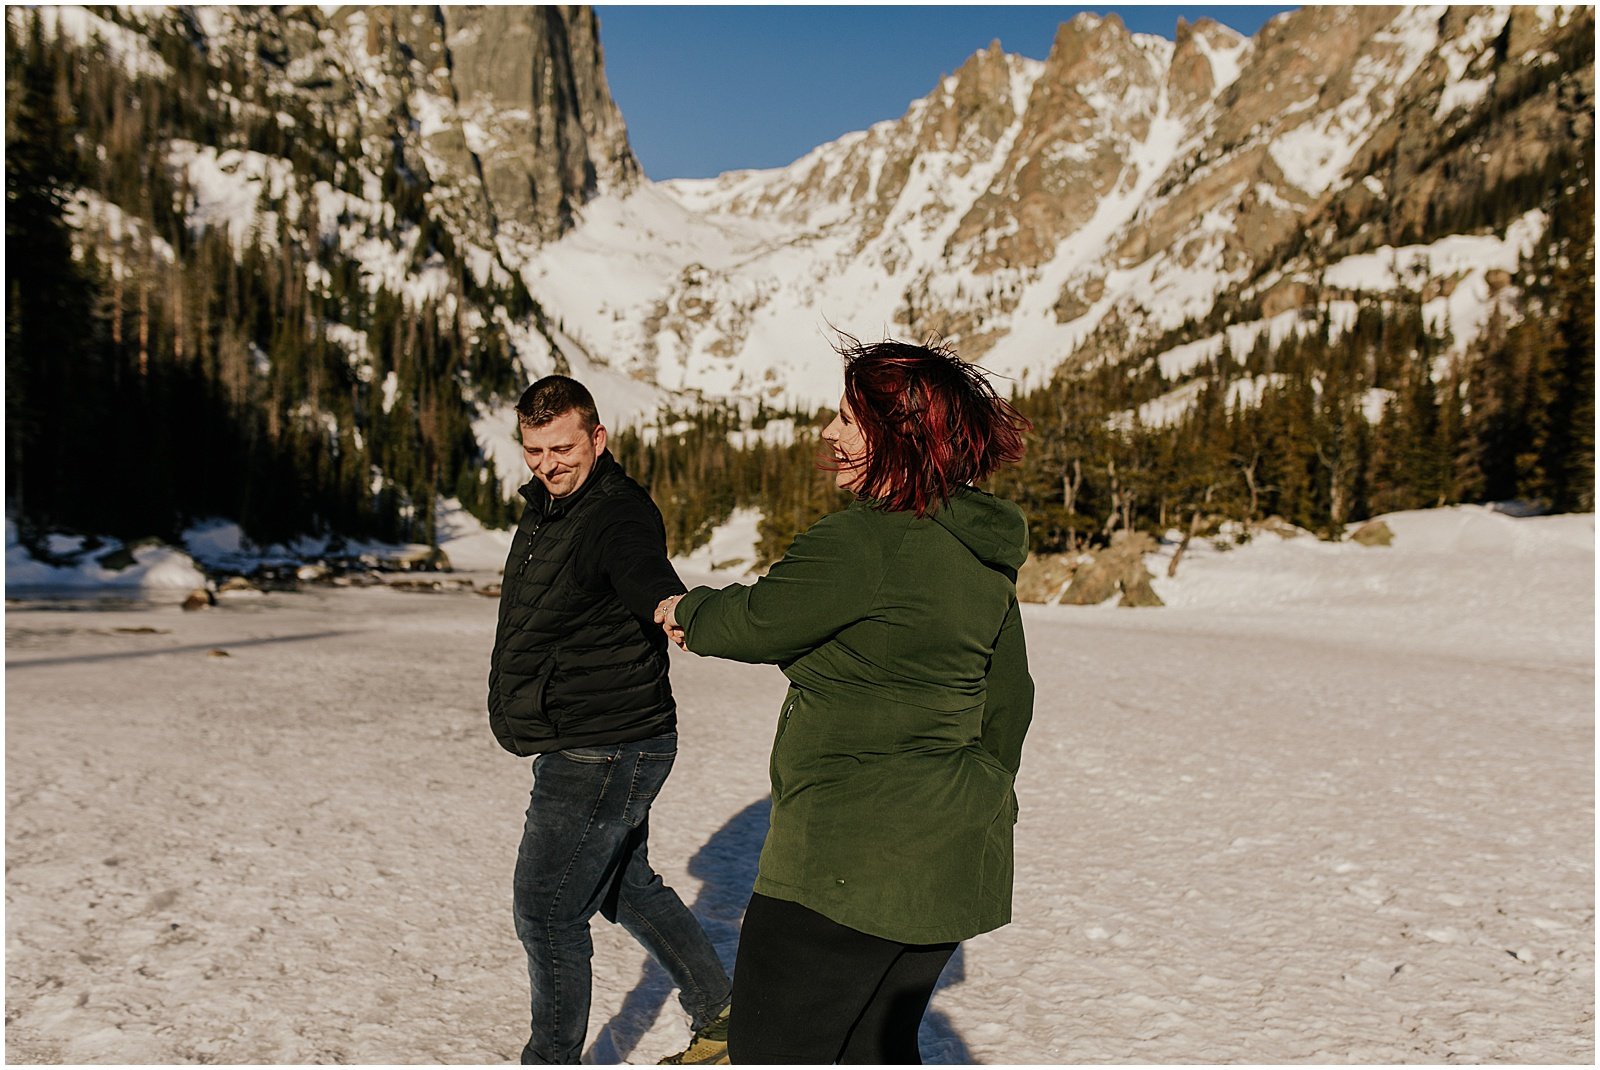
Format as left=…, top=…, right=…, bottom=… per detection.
left=5, top=506, right=1593, bottom=1063
left=5, top=520, right=206, bottom=596
left=4, top=504, right=514, bottom=601
left=671, top=508, right=765, bottom=579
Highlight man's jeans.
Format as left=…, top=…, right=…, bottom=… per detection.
left=513, top=731, right=732, bottom=1064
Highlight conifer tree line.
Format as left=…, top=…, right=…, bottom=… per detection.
left=6, top=10, right=1593, bottom=568
left=6, top=12, right=526, bottom=550
left=611, top=405, right=849, bottom=567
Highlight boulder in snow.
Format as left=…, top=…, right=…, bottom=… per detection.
left=1017, top=553, right=1078, bottom=604
left=1118, top=568, right=1165, bottom=608
left=376, top=545, right=452, bottom=572
left=1062, top=531, right=1164, bottom=608
left=96, top=545, right=139, bottom=571
left=1256, top=515, right=1304, bottom=540
left=1351, top=519, right=1395, bottom=547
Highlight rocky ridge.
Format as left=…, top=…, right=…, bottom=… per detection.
left=234, top=4, right=638, bottom=247
left=525, top=5, right=1593, bottom=409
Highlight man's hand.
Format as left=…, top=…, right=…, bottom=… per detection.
left=653, top=594, right=687, bottom=650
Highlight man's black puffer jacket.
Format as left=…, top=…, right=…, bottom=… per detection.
left=487, top=451, right=680, bottom=756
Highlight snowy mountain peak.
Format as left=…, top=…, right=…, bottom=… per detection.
left=1168, top=17, right=1250, bottom=116
left=522, top=4, right=1590, bottom=408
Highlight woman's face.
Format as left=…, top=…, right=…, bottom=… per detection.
left=822, top=394, right=869, bottom=492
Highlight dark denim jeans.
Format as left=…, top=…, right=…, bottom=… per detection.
left=513, top=731, right=731, bottom=1064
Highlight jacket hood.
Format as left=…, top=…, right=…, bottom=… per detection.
left=929, top=487, right=1029, bottom=572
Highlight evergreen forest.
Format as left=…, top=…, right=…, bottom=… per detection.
left=7, top=12, right=527, bottom=550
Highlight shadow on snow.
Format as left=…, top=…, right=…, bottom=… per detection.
left=585, top=796, right=973, bottom=1064
left=4, top=630, right=350, bottom=669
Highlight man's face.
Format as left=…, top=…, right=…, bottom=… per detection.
left=521, top=410, right=607, bottom=498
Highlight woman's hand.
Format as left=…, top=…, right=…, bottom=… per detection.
left=654, top=594, right=687, bottom=650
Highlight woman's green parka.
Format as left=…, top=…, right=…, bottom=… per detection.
left=676, top=487, right=1034, bottom=944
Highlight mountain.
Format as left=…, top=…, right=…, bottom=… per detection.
left=530, top=6, right=1591, bottom=410
left=4, top=4, right=1593, bottom=560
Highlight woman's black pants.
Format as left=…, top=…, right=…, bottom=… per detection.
left=728, top=892, right=958, bottom=1064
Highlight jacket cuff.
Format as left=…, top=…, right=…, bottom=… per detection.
left=675, top=585, right=716, bottom=638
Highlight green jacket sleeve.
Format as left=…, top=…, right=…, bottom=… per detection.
left=677, top=508, right=883, bottom=665
left=980, top=597, right=1034, bottom=776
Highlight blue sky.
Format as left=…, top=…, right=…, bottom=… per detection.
left=595, top=6, right=1298, bottom=180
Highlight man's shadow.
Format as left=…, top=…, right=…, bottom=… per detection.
left=586, top=797, right=972, bottom=1064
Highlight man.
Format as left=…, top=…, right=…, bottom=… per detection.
left=487, top=375, right=731, bottom=1065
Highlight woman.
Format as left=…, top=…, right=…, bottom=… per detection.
left=659, top=337, right=1035, bottom=1064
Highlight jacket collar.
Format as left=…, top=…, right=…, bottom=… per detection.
left=519, top=449, right=618, bottom=521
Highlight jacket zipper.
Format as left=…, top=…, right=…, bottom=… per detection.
left=777, top=693, right=798, bottom=737
left=513, top=518, right=557, bottom=736
left=770, top=693, right=800, bottom=800
left=516, top=520, right=543, bottom=577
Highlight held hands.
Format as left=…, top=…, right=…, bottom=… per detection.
left=653, top=594, right=688, bottom=651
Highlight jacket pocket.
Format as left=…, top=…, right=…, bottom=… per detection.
left=527, top=658, right=559, bottom=734
left=558, top=747, right=616, bottom=765
left=768, top=690, right=801, bottom=798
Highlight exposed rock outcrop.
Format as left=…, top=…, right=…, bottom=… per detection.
left=437, top=5, right=638, bottom=238
left=1061, top=531, right=1165, bottom=608
left=1310, top=6, right=1594, bottom=259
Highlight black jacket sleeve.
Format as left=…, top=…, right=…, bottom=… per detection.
left=578, top=494, right=687, bottom=619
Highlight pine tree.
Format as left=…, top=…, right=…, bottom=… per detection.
left=5, top=14, right=108, bottom=528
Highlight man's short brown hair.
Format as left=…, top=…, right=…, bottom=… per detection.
left=516, top=375, right=600, bottom=431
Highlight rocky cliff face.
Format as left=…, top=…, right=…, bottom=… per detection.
left=182, top=3, right=638, bottom=248
left=435, top=5, right=638, bottom=239
left=1313, top=5, right=1594, bottom=257
left=951, top=14, right=1175, bottom=274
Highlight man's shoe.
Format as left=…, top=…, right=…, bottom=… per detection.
left=658, top=1005, right=730, bottom=1065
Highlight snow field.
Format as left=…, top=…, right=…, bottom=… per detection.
left=1150, top=506, right=1595, bottom=668
left=5, top=504, right=1592, bottom=1062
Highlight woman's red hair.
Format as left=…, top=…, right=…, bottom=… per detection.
left=833, top=336, right=1030, bottom=517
